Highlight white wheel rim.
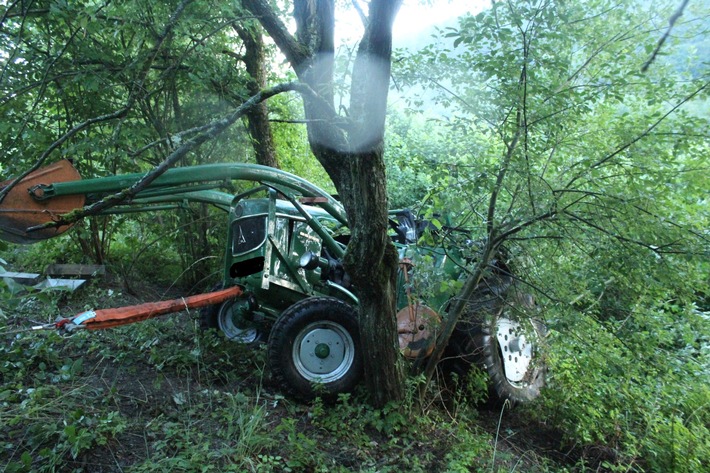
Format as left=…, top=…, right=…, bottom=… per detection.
left=293, top=321, right=355, bottom=383
left=495, top=318, right=534, bottom=385
left=218, top=300, right=259, bottom=343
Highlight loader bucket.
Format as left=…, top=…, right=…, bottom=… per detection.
left=0, top=159, right=85, bottom=244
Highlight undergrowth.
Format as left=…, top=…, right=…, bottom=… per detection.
left=1, top=248, right=708, bottom=472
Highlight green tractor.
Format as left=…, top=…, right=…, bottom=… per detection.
left=1, top=160, right=546, bottom=403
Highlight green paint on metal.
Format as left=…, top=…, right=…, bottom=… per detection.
left=315, top=343, right=330, bottom=359
left=37, top=163, right=347, bottom=225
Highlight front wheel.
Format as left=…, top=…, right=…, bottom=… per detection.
left=200, top=288, right=263, bottom=344
left=268, top=297, right=362, bottom=400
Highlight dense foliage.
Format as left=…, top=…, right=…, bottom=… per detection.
left=389, top=0, right=709, bottom=470
left=0, top=0, right=326, bottom=287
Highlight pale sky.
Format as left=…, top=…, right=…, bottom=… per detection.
left=393, top=0, right=486, bottom=45
left=335, top=0, right=487, bottom=47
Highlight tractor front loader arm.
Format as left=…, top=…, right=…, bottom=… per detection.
left=0, top=159, right=346, bottom=244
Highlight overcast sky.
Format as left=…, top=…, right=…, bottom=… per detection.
left=393, top=0, right=487, bottom=46
left=335, top=0, right=487, bottom=47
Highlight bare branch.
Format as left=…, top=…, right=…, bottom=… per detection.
left=0, top=107, right=130, bottom=204
left=351, top=0, right=368, bottom=28
left=641, top=0, right=691, bottom=73
left=25, top=82, right=306, bottom=233
left=241, top=0, right=309, bottom=72
left=221, top=49, right=245, bottom=62
left=127, top=122, right=216, bottom=157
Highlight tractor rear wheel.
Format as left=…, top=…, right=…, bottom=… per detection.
left=446, top=282, right=547, bottom=405
left=474, top=311, right=547, bottom=404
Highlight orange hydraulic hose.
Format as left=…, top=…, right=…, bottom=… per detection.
left=55, top=285, right=243, bottom=331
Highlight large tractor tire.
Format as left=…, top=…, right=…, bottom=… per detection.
left=268, top=297, right=362, bottom=401
left=446, top=279, right=547, bottom=405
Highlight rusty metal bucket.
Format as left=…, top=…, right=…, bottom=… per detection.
left=0, top=160, right=85, bottom=244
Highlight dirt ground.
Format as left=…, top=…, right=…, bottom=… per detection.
left=0, top=275, right=609, bottom=472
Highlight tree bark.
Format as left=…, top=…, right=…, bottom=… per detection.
left=235, top=23, right=280, bottom=169
left=242, top=0, right=405, bottom=406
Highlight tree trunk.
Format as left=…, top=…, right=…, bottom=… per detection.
left=312, top=143, right=404, bottom=406
left=337, top=149, right=404, bottom=406
left=242, top=0, right=405, bottom=406
left=235, top=23, right=280, bottom=169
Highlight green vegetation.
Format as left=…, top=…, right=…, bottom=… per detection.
left=1, top=0, right=708, bottom=471
left=387, top=0, right=709, bottom=470
left=0, top=273, right=557, bottom=473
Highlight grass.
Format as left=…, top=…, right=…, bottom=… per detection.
left=2, top=274, right=701, bottom=472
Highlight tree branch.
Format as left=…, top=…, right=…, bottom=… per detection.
left=24, top=82, right=304, bottom=233
left=487, top=127, right=522, bottom=236
left=351, top=0, right=368, bottom=28
left=563, top=210, right=681, bottom=255
left=565, top=80, right=709, bottom=189
left=641, top=0, right=690, bottom=73
left=241, top=0, right=309, bottom=73
left=4, top=26, right=82, bottom=156
left=0, top=107, right=130, bottom=204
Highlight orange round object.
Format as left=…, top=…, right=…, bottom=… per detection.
left=0, top=160, right=84, bottom=243
left=397, top=303, right=441, bottom=359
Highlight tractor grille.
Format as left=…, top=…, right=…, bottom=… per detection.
left=231, top=216, right=266, bottom=255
